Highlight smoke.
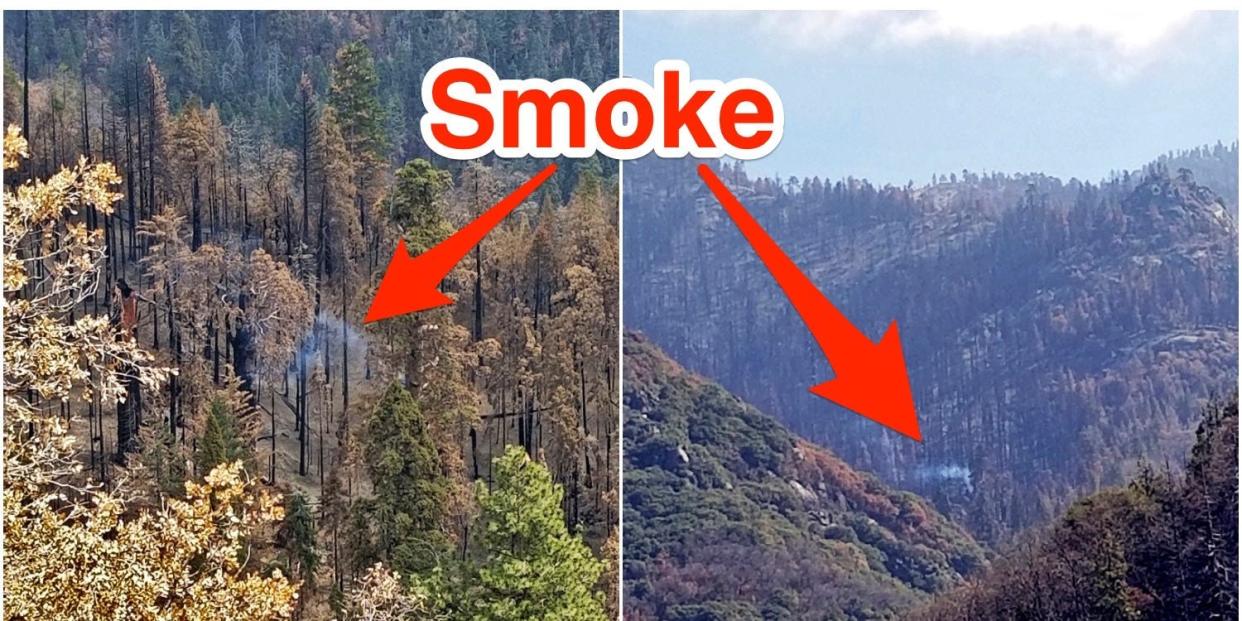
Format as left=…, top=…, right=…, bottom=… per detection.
left=292, top=310, right=371, bottom=372
left=915, top=464, right=973, bottom=492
